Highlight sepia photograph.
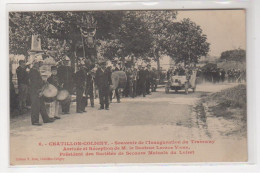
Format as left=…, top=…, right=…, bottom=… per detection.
left=9, top=9, right=247, bottom=165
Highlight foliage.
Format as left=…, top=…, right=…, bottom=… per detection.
left=165, top=18, right=210, bottom=65
left=9, top=11, right=124, bottom=59
left=9, top=11, right=210, bottom=67
left=220, top=49, right=246, bottom=62
left=201, top=63, right=218, bottom=72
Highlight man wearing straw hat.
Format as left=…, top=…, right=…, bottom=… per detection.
left=28, top=60, right=54, bottom=126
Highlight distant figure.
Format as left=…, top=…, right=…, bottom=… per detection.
left=110, top=65, right=121, bottom=103
left=150, top=68, right=157, bottom=92
left=138, top=66, right=147, bottom=97
left=145, top=65, right=151, bottom=95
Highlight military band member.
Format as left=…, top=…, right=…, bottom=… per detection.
left=16, top=60, right=29, bottom=112
left=57, top=58, right=74, bottom=114
left=85, top=69, right=95, bottom=108
left=29, top=61, right=54, bottom=126
left=138, top=65, right=147, bottom=97
left=150, top=68, right=157, bottom=92
left=75, top=64, right=87, bottom=113
left=47, top=66, right=61, bottom=119
left=95, top=61, right=112, bottom=110
left=131, top=67, right=138, bottom=98
left=145, top=65, right=151, bottom=95
left=84, top=58, right=95, bottom=107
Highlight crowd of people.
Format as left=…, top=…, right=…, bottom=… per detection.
left=165, top=65, right=246, bottom=84
left=166, top=64, right=194, bottom=81
left=196, top=68, right=246, bottom=84
left=10, top=57, right=159, bottom=126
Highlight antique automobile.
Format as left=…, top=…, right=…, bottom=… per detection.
left=165, top=69, right=197, bottom=94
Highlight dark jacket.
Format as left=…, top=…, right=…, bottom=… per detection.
left=47, top=75, right=61, bottom=89
left=85, top=71, right=94, bottom=90
left=95, top=67, right=112, bottom=89
left=57, top=65, right=74, bottom=92
left=75, top=69, right=86, bottom=89
left=138, top=69, right=147, bottom=82
left=29, top=68, right=44, bottom=94
left=16, top=66, right=29, bottom=86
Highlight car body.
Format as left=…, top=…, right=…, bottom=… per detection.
left=165, top=70, right=197, bottom=94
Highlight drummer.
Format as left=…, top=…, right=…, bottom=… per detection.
left=57, top=58, right=74, bottom=114
left=29, top=60, right=54, bottom=126
left=47, top=66, right=61, bottom=120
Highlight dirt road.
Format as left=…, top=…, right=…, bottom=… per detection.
left=10, top=83, right=247, bottom=165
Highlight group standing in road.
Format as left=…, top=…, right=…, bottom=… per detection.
left=12, top=57, right=159, bottom=126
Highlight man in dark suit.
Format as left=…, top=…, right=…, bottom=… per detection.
left=85, top=59, right=95, bottom=108
left=57, top=59, right=74, bottom=114
left=29, top=61, right=54, bottom=126
left=95, top=61, right=112, bottom=110
left=145, top=65, right=151, bottom=95
left=16, top=60, right=29, bottom=112
left=75, top=64, right=86, bottom=113
left=138, top=66, right=147, bottom=97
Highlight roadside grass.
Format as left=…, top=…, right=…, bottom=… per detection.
left=202, top=84, right=247, bottom=121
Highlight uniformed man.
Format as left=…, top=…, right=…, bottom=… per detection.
left=136, top=65, right=142, bottom=96
left=47, top=66, right=62, bottom=119
left=57, top=58, right=74, bottom=114
left=85, top=59, right=95, bottom=108
left=75, top=64, right=86, bottom=113
left=95, top=61, right=112, bottom=110
left=145, top=64, right=151, bottom=95
left=150, top=67, right=157, bottom=92
left=16, top=60, right=29, bottom=112
left=29, top=61, right=54, bottom=126
left=138, top=65, right=147, bottom=97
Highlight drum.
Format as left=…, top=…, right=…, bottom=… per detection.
left=42, top=84, right=58, bottom=103
left=57, top=89, right=70, bottom=102
left=111, top=71, right=127, bottom=90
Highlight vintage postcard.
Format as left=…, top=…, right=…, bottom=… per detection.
left=9, top=9, right=247, bottom=165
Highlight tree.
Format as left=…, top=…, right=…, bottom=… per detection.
left=101, top=11, right=154, bottom=61
left=9, top=11, right=209, bottom=71
left=220, top=49, right=246, bottom=62
left=134, top=10, right=178, bottom=71
left=9, top=11, right=125, bottom=64
left=165, top=18, right=210, bottom=65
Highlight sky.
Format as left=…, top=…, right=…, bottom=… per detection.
left=154, top=9, right=246, bottom=70
left=176, top=10, right=246, bottom=57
